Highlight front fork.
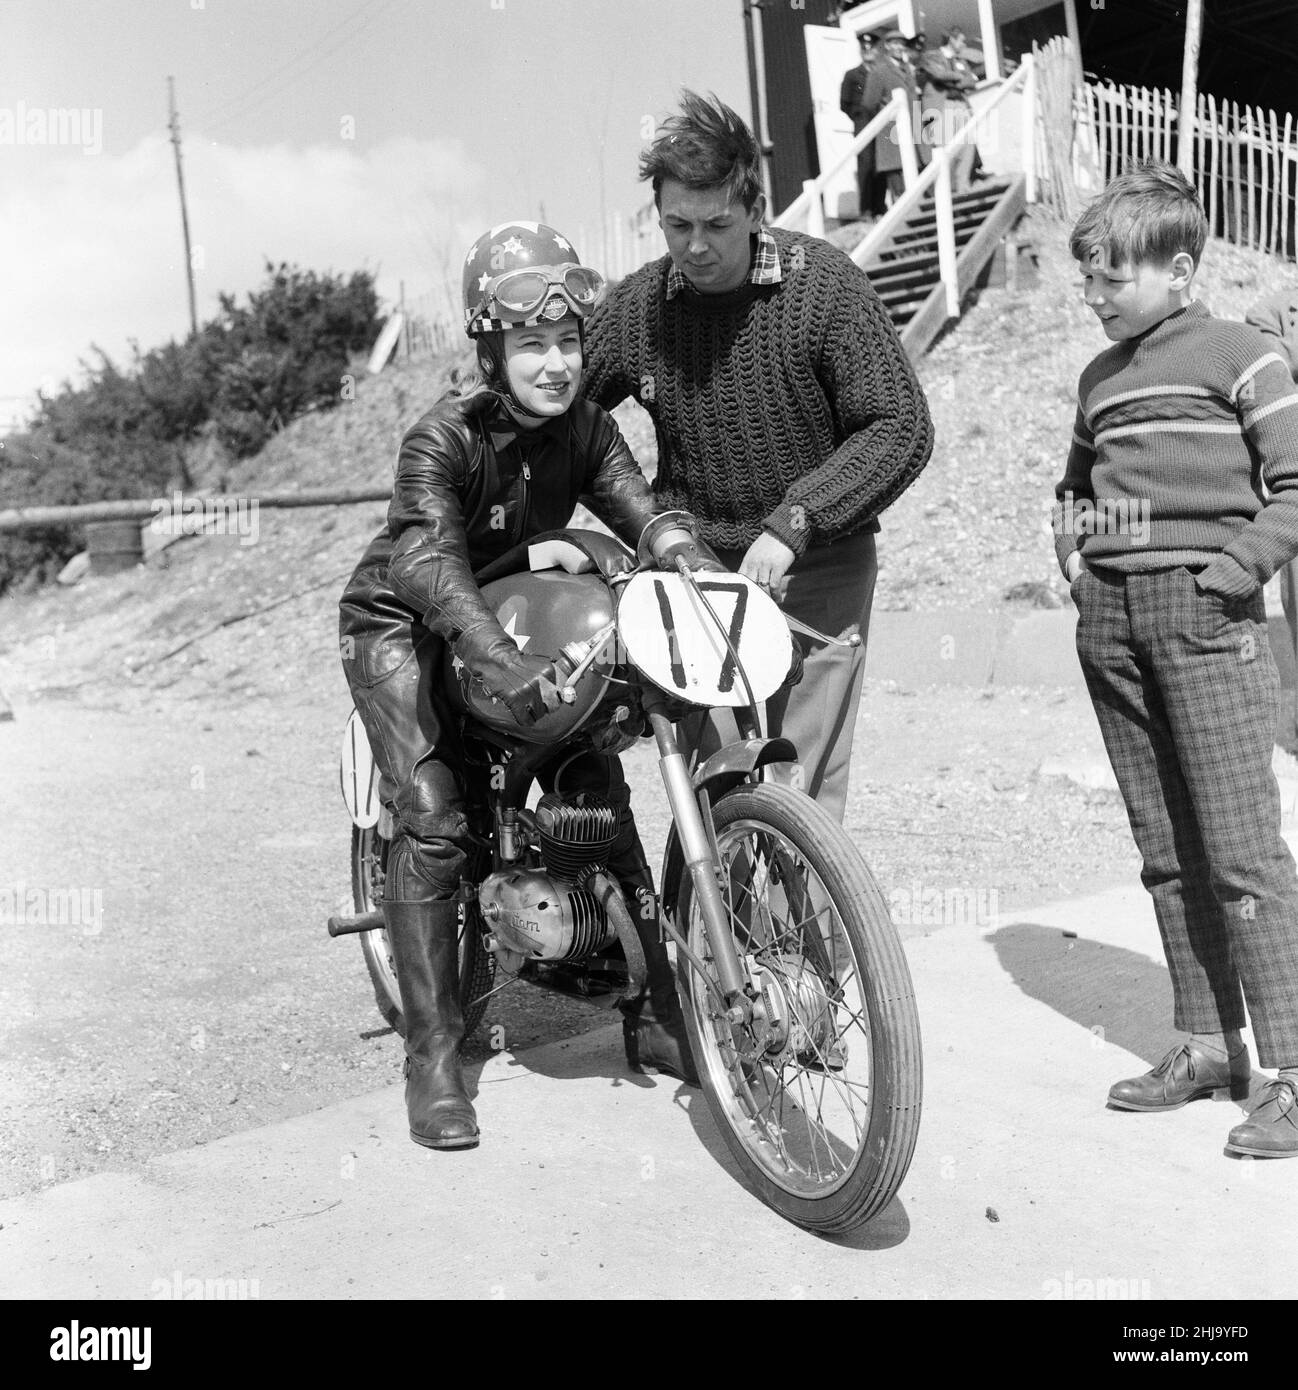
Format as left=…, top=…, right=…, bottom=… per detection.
left=643, top=694, right=754, bottom=1026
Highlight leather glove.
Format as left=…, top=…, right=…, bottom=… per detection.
left=637, top=510, right=728, bottom=574
left=455, top=625, right=562, bottom=726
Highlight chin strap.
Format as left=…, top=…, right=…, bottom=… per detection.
left=498, top=389, right=550, bottom=422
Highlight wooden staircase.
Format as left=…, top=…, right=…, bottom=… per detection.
left=858, top=175, right=1028, bottom=359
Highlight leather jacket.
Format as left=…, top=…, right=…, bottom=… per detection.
left=343, top=389, right=663, bottom=649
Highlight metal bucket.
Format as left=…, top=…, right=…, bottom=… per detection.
left=85, top=520, right=144, bottom=575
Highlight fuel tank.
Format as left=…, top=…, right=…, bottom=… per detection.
left=444, top=570, right=618, bottom=745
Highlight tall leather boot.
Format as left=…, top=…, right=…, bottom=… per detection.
left=615, top=884, right=700, bottom=1087
left=383, top=899, right=479, bottom=1149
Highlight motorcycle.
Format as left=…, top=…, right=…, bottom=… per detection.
left=329, top=526, right=922, bottom=1234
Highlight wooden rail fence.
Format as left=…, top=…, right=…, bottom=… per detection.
left=0, top=488, right=390, bottom=533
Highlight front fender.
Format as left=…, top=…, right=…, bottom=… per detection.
left=691, top=737, right=797, bottom=800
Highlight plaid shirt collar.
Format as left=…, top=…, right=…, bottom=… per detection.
left=665, top=225, right=782, bottom=300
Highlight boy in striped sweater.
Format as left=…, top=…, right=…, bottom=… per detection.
left=1054, top=161, right=1298, bottom=1157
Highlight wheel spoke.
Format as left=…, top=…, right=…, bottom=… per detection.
left=676, top=792, right=920, bottom=1222
left=706, top=870, right=865, bottom=1179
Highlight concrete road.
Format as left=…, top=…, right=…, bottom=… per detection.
left=2, top=877, right=1294, bottom=1303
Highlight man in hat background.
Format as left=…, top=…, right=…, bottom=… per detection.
left=839, top=30, right=883, bottom=219
left=862, top=28, right=922, bottom=206
left=919, top=28, right=981, bottom=191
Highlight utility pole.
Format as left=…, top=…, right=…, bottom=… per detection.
left=167, top=76, right=199, bottom=338
left=1177, top=0, right=1204, bottom=180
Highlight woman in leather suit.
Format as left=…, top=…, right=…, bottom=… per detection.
left=339, top=223, right=714, bottom=1150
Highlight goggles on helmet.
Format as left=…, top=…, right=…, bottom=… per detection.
left=472, top=264, right=605, bottom=332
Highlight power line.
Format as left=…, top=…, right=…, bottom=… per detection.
left=196, top=0, right=403, bottom=137
left=191, top=0, right=388, bottom=129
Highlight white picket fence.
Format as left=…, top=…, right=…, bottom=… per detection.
left=1084, top=78, right=1297, bottom=260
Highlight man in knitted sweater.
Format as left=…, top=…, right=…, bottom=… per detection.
left=1054, top=162, right=1298, bottom=1157
left=583, top=91, right=933, bottom=824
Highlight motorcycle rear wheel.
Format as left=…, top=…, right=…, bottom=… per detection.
left=672, top=784, right=921, bottom=1234
left=350, top=823, right=495, bottom=1042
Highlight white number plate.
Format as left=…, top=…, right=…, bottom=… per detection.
left=616, top=572, right=792, bottom=707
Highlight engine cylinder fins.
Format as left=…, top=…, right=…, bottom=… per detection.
left=559, top=888, right=610, bottom=960
left=535, top=791, right=619, bottom=879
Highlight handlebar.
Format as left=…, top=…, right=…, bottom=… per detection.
left=551, top=562, right=858, bottom=707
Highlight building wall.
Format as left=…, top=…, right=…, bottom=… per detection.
left=760, top=0, right=841, bottom=213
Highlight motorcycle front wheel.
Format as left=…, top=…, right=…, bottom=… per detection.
left=672, top=784, right=921, bottom=1235
left=350, top=823, right=495, bottom=1042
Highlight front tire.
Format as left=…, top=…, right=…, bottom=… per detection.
left=670, top=784, right=922, bottom=1234
left=350, top=823, right=494, bottom=1041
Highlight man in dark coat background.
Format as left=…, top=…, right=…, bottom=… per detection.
left=839, top=29, right=882, bottom=218
left=919, top=27, right=981, bottom=191
left=862, top=28, right=921, bottom=206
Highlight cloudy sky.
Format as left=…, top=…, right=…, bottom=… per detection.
left=0, top=0, right=749, bottom=429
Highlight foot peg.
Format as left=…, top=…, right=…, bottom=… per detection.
left=327, top=908, right=384, bottom=937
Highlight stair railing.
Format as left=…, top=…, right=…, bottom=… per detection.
left=848, top=55, right=1037, bottom=320
left=775, top=56, right=1038, bottom=324
left=775, top=90, right=914, bottom=239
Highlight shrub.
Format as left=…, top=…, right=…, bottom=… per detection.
left=0, top=262, right=382, bottom=593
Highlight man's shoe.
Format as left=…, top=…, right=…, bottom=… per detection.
left=1107, top=1041, right=1251, bottom=1112
left=1225, top=1076, right=1298, bottom=1158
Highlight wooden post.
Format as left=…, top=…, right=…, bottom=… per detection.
left=1283, top=112, right=1294, bottom=259
left=1177, top=0, right=1203, bottom=180
left=803, top=179, right=824, bottom=238
left=977, top=0, right=1001, bottom=82
left=1022, top=53, right=1038, bottom=204
left=1062, top=0, right=1084, bottom=88
left=1232, top=100, right=1243, bottom=245
left=895, top=92, right=919, bottom=191
left=935, top=160, right=958, bottom=319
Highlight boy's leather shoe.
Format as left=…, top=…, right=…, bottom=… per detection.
left=1225, top=1076, right=1298, bottom=1157
left=1107, top=1041, right=1251, bottom=1111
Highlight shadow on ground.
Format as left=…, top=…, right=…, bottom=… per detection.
left=986, top=922, right=1266, bottom=1111
left=501, top=1026, right=913, bottom=1250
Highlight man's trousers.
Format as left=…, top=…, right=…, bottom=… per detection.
left=680, top=531, right=877, bottom=826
